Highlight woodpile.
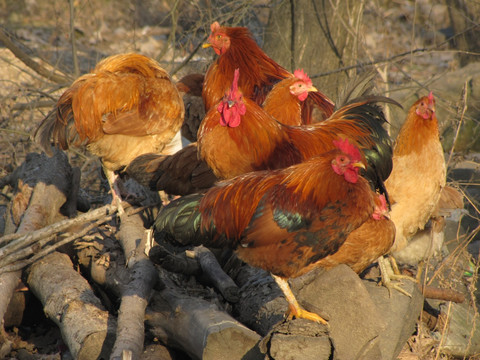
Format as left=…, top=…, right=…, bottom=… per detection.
left=0, top=149, right=470, bottom=359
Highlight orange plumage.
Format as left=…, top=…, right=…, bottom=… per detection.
left=198, top=69, right=394, bottom=196
left=384, top=93, right=447, bottom=253
left=154, top=139, right=376, bottom=323
left=202, top=21, right=334, bottom=123
left=35, top=53, right=184, bottom=205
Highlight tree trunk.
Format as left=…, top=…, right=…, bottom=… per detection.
left=263, top=0, right=364, bottom=98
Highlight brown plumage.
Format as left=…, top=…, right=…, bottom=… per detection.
left=176, top=73, right=205, bottom=142
left=34, top=53, right=184, bottom=206
left=202, top=21, right=334, bottom=123
left=154, top=139, right=377, bottom=323
left=315, top=194, right=395, bottom=273
left=125, top=143, right=216, bottom=196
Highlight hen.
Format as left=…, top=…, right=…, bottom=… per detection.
left=35, top=53, right=184, bottom=208
left=385, top=93, right=446, bottom=254
left=202, top=21, right=334, bottom=123
left=154, top=139, right=377, bottom=323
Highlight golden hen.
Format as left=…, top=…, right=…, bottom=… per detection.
left=35, top=53, right=184, bottom=208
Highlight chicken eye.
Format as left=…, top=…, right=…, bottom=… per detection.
left=216, top=35, right=222, bottom=40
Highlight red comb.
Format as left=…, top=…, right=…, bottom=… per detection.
left=231, top=68, right=240, bottom=94
left=332, top=138, right=362, bottom=162
left=293, top=69, right=313, bottom=87
left=210, top=21, right=220, bottom=33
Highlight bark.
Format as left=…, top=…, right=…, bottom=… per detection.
left=263, top=0, right=364, bottom=98
left=145, top=283, right=261, bottom=360
left=0, top=150, right=73, bottom=356
left=188, top=246, right=239, bottom=303
left=109, top=211, right=157, bottom=360
left=26, top=251, right=116, bottom=360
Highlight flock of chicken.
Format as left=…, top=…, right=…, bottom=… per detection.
left=34, top=21, right=462, bottom=325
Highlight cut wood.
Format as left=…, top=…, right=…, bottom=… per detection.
left=146, top=281, right=261, bottom=360
left=187, top=245, right=239, bottom=303
left=0, top=150, right=74, bottom=355
left=26, top=251, right=116, bottom=360
left=109, top=211, right=157, bottom=360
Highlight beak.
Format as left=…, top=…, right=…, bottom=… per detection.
left=308, top=86, right=318, bottom=92
left=352, top=162, right=366, bottom=170
left=202, top=43, right=212, bottom=48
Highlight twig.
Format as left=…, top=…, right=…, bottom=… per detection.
left=68, top=0, right=79, bottom=77
left=446, top=80, right=469, bottom=169
left=434, top=301, right=452, bottom=360
left=0, top=215, right=114, bottom=274
left=0, top=204, right=117, bottom=249
left=0, top=27, right=71, bottom=84
left=419, top=284, right=465, bottom=303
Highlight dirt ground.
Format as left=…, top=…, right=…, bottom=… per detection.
left=1, top=0, right=480, bottom=359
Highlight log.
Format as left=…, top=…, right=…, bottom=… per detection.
left=26, top=251, right=116, bottom=360
left=109, top=211, right=157, bottom=360
left=145, top=276, right=261, bottom=360
left=0, top=150, right=73, bottom=355
left=187, top=246, right=239, bottom=303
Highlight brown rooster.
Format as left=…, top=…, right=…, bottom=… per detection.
left=35, top=53, right=184, bottom=208
left=202, top=21, right=334, bottom=123
left=154, top=139, right=377, bottom=324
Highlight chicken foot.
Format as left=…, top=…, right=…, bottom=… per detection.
left=272, top=275, right=328, bottom=325
left=377, top=255, right=416, bottom=298
left=103, top=167, right=126, bottom=214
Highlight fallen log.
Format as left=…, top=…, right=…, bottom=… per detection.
left=145, top=272, right=261, bottom=360
left=109, top=211, right=157, bottom=360
left=26, top=251, right=116, bottom=360
left=0, top=150, right=73, bottom=356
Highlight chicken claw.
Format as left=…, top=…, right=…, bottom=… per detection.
left=273, top=275, right=328, bottom=325
left=377, top=256, right=416, bottom=298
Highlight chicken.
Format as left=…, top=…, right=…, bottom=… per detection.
left=126, top=68, right=319, bottom=195
left=127, top=68, right=394, bottom=202
left=198, top=68, right=395, bottom=197
left=175, top=73, right=205, bottom=142
left=316, top=194, right=395, bottom=273
left=385, top=92, right=446, bottom=254
left=34, top=53, right=184, bottom=209
left=202, top=21, right=334, bottom=123
left=154, top=139, right=377, bottom=324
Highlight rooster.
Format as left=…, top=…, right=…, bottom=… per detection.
left=154, top=139, right=377, bottom=324
left=202, top=21, right=334, bottom=123
left=35, top=53, right=185, bottom=209
left=198, top=68, right=395, bottom=197
left=126, top=68, right=319, bottom=194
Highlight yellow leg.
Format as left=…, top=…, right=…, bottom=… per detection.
left=103, top=167, right=125, bottom=214
left=377, top=256, right=415, bottom=298
left=272, top=275, right=328, bottom=325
